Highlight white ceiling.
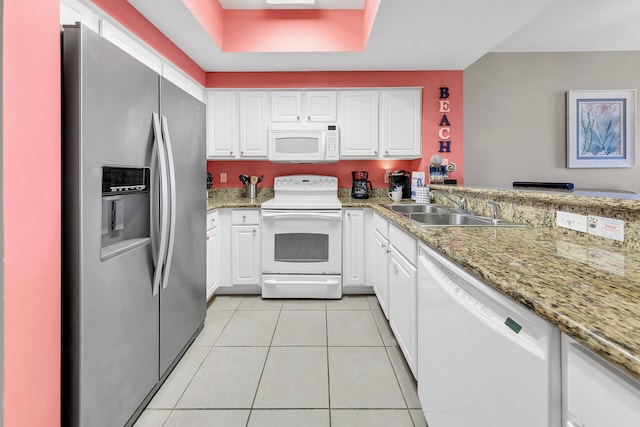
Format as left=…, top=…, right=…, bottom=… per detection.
left=121, top=0, right=640, bottom=72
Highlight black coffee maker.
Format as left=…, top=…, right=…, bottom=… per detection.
left=351, top=171, right=373, bottom=199
left=389, top=170, right=410, bottom=199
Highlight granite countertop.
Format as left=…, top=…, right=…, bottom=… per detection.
left=207, top=193, right=640, bottom=382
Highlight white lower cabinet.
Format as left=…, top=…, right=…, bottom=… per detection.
left=343, top=209, right=366, bottom=286
left=231, top=209, right=261, bottom=286
left=388, top=224, right=417, bottom=377
left=206, top=211, right=220, bottom=300
left=371, top=213, right=390, bottom=318
left=562, top=334, right=640, bottom=426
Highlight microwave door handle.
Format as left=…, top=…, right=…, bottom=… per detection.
left=151, top=113, right=169, bottom=297
left=160, top=116, right=177, bottom=290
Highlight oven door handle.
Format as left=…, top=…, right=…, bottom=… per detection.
left=262, top=211, right=342, bottom=221
left=263, top=278, right=341, bottom=286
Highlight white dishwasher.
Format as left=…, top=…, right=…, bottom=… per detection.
left=417, top=243, right=561, bottom=427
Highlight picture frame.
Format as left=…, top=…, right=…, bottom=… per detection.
left=566, top=89, right=636, bottom=168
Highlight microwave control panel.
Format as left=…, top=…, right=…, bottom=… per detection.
left=325, top=127, right=339, bottom=161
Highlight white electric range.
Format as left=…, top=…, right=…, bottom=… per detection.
left=261, top=175, right=343, bottom=299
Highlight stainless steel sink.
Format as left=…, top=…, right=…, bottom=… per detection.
left=385, top=204, right=451, bottom=214
left=410, top=212, right=484, bottom=226
left=383, top=203, right=525, bottom=227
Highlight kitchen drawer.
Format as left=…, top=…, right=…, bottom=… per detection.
left=232, top=209, right=260, bottom=225
left=207, top=210, right=219, bottom=231
left=390, top=223, right=416, bottom=264
left=372, top=212, right=389, bottom=238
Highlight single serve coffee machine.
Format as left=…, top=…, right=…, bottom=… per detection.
left=389, top=170, right=410, bottom=199
left=351, top=171, right=373, bottom=199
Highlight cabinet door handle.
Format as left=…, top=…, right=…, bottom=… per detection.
left=308, top=115, right=311, bottom=121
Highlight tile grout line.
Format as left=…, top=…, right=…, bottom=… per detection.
left=246, top=301, right=284, bottom=426
left=156, top=296, right=241, bottom=427
left=368, top=298, right=418, bottom=423
left=325, top=301, right=332, bottom=427
left=142, top=295, right=422, bottom=426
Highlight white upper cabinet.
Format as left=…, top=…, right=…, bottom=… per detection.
left=305, top=91, right=337, bottom=122
left=271, top=90, right=337, bottom=122
left=204, top=87, right=422, bottom=160
left=206, top=90, right=237, bottom=159
left=271, top=91, right=302, bottom=122
left=380, top=88, right=422, bottom=159
left=339, top=90, right=379, bottom=158
left=238, top=91, right=268, bottom=158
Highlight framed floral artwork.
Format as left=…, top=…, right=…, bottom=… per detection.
left=567, top=89, right=636, bottom=168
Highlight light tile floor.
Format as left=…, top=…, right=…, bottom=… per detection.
left=134, top=295, right=428, bottom=427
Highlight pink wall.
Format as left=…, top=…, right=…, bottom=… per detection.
left=223, top=9, right=363, bottom=52
left=206, top=71, right=464, bottom=189
left=3, top=0, right=61, bottom=425
left=183, top=0, right=379, bottom=52
left=91, top=0, right=207, bottom=85
left=209, top=159, right=414, bottom=190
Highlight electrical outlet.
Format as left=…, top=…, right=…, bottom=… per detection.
left=556, top=211, right=588, bottom=232
left=587, top=215, right=624, bottom=241
left=220, top=172, right=227, bottom=183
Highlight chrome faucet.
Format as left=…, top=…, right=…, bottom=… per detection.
left=487, top=201, right=500, bottom=224
left=437, top=189, right=467, bottom=211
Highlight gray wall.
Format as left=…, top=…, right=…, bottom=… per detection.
left=464, top=51, right=640, bottom=193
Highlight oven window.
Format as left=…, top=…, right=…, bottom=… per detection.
left=274, top=233, right=328, bottom=262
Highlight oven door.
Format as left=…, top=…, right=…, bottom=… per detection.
left=262, top=209, right=342, bottom=274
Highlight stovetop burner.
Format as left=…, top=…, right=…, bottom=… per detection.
left=261, top=175, right=342, bottom=210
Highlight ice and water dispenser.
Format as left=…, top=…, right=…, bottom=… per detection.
left=100, top=166, right=151, bottom=260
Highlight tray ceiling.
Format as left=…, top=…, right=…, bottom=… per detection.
left=114, top=0, right=640, bottom=72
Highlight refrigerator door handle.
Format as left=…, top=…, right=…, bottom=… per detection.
left=152, top=112, right=170, bottom=296
left=160, top=116, right=177, bottom=290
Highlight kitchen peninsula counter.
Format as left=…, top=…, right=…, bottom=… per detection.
left=207, top=191, right=640, bottom=383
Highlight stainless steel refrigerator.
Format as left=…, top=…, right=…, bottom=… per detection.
left=62, top=24, right=206, bottom=427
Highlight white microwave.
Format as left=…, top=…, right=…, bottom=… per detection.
left=268, top=123, right=339, bottom=163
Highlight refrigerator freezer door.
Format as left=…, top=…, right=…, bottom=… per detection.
left=62, top=25, right=160, bottom=427
left=158, top=77, right=206, bottom=376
